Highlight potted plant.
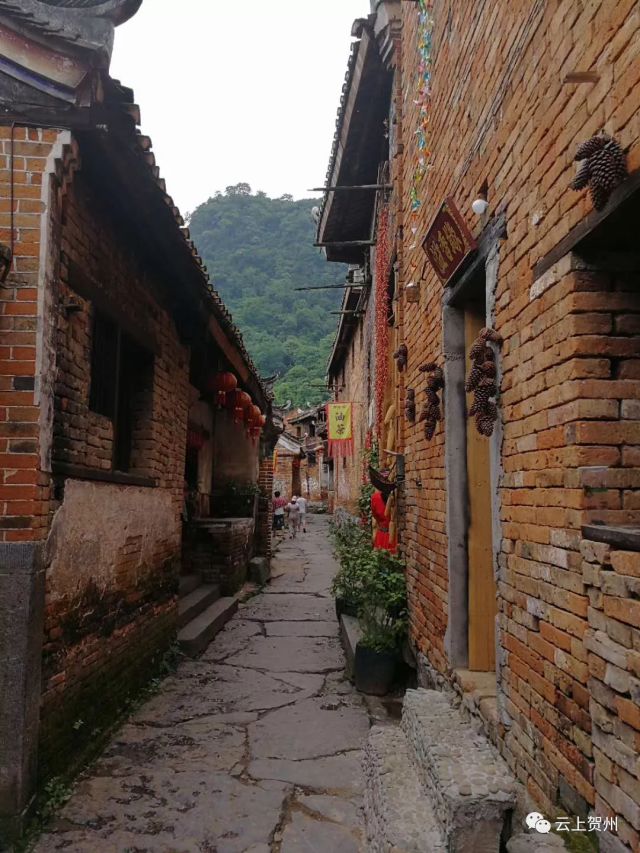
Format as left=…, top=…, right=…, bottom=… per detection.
left=330, top=520, right=369, bottom=618
left=354, top=548, right=407, bottom=696
left=214, top=480, right=260, bottom=518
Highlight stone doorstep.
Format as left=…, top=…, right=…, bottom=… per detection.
left=177, top=584, right=221, bottom=629
left=177, top=596, right=239, bottom=658
left=453, top=668, right=499, bottom=701
left=364, top=725, right=446, bottom=853
left=401, top=688, right=516, bottom=852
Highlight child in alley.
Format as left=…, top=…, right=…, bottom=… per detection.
left=285, top=495, right=301, bottom=538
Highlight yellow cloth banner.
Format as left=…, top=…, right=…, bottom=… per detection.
left=326, top=403, right=353, bottom=457
left=327, top=403, right=352, bottom=441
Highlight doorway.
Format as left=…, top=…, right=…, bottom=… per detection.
left=442, top=249, right=500, bottom=673
left=464, top=304, right=496, bottom=671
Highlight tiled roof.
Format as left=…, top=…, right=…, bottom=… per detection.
left=105, top=78, right=268, bottom=403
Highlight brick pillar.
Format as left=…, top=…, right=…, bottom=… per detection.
left=256, top=446, right=274, bottom=561
left=0, top=125, right=60, bottom=843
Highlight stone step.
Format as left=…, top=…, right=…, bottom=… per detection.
left=178, top=597, right=238, bottom=658
left=177, top=584, right=221, bottom=628
left=179, top=573, right=202, bottom=599
left=402, top=688, right=516, bottom=853
left=363, top=725, right=446, bottom=853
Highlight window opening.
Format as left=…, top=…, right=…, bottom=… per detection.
left=89, top=309, right=154, bottom=474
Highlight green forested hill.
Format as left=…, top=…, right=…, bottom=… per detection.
left=189, top=184, right=345, bottom=407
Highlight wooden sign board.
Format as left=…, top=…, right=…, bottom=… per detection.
left=422, top=197, right=477, bottom=284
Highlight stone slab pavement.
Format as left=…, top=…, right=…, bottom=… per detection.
left=32, top=516, right=370, bottom=853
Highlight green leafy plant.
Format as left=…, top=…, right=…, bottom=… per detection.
left=330, top=518, right=407, bottom=651
left=356, top=440, right=380, bottom=525
left=358, top=547, right=408, bottom=653
left=38, top=777, right=73, bottom=822
left=214, top=480, right=260, bottom=518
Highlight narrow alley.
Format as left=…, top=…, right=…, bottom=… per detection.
left=33, top=518, right=370, bottom=853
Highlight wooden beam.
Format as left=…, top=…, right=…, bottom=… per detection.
left=313, top=240, right=376, bottom=248
left=207, top=316, right=250, bottom=383
left=308, top=184, right=392, bottom=192
left=531, top=169, right=640, bottom=282
left=293, top=283, right=369, bottom=291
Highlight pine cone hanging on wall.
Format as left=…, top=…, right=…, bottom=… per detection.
left=575, top=136, right=606, bottom=160
left=571, top=132, right=627, bottom=211
left=466, top=330, right=501, bottom=436
left=419, top=363, right=444, bottom=441
left=423, top=419, right=437, bottom=440
left=405, top=388, right=416, bottom=422
left=393, top=343, right=408, bottom=372
left=469, top=337, right=487, bottom=362
left=570, top=161, right=591, bottom=191
left=465, top=363, right=484, bottom=392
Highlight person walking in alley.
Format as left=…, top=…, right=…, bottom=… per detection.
left=286, top=495, right=301, bottom=538
left=272, top=491, right=286, bottom=533
left=296, top=494, right=308, bottom=532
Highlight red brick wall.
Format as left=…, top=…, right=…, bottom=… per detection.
left=0, top=126, right=59, bottom=543
left=0, top=127, right=193, bottom=778
left=397, top=0, right=640, bottom=825
left=256, top=451, right=274, bottom=560
left=581, top=537, right=640, bottom=850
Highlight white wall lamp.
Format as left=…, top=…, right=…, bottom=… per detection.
left=472, top=181, right=490, bottom=216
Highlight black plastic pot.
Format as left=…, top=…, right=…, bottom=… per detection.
left=335, top=598, right=360, bottom=620
left=354, top=642, right=397, bottom=696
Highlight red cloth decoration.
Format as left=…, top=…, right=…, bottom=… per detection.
left=371, top=490, right=396, bottom=554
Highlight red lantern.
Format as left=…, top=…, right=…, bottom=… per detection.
left=208, top=371, right=237, bottom=406
left=228, top=389, right=252, bottom=426
left=250, top=413, right=266, bottom=445
left=245, top=404, right=262, bottom=437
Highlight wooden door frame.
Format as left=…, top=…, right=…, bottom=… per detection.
left=441, top=241, right=502, bottom=671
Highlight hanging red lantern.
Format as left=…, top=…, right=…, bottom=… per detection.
left=250, top=413, right=266, bottom=444
left=187, top=428, right=205, bottom=450
left=207, top=371, right=237, bottom=407
left=245, top=404, right=262, bottom=437
left=227, top=389, right=252, bottom=427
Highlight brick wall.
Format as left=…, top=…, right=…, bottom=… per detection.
left=331, top=298, right=374, bottom=516
left=256, top=451, right=274, bottom=560
left=396, top=0, right=640, bottom=830
left=581, top=534, right=640, bottom=849
left=201, top=518, right=255, bottom=595
left=0, top=126, right=60, bottom=543
left=0, top=128, right=192, bottom=779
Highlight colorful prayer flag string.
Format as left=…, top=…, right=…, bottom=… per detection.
left=409, top=2, right=435, bottom=215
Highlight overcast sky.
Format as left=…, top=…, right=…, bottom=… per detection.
left=111, top=0, right=367, bottom=215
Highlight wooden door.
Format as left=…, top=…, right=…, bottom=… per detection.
left=464, top=308, right=497, bottom=671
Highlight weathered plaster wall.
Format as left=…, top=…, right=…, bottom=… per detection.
left=212, top=408, right=259, bottom=486
left=45, top=480, right=177, bottom=602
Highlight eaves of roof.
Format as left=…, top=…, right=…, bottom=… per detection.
left=315, top=17, right=393, bottom=265
left=326, top=284, right=364, bottom=379
left=96, top=78, right=268, bottom=407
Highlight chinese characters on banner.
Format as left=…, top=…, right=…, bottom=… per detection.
left=422, top=196, right=477, bottom=284
left=326, top=403, right=354, bottom=457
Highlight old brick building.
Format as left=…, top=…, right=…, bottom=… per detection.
left=0, top=1, right=277, bottom=841
left=320, top=0, right=640, bottom=847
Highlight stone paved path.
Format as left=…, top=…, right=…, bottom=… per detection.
left=34, top=516, right=369, bottom=853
